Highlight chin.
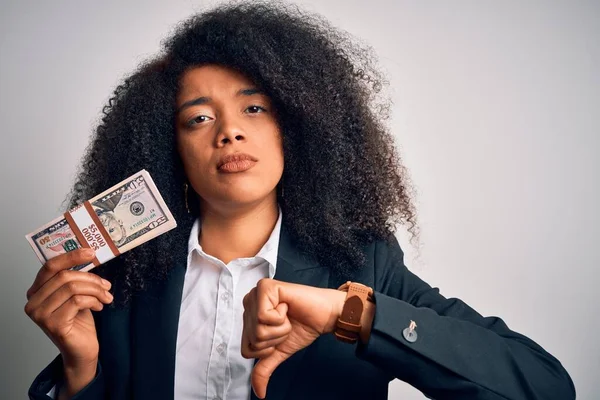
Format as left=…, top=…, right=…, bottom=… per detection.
left=217, top=186, right=276, bottom=207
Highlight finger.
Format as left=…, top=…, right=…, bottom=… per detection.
left=252, top=349, right=290, bottom=399
left=27, top=248, right=96, bottom=299
left=247, top=334, right=289, bottom=351
left=242, top=303, right=257, bottom=344
left=241, top=332, right=278, bottom=360
left=251, top=316, right=292, bottom=343
left=26, top=269, right=111, bottom=312
left=256, top=289, right=287, bottom=326
left=45, top=295, right=104, bottom=336
left=241, top=329, right=253, bottom=359
left=241, top=319, right=279, bottom=360
left=243, top=288, right=260, bottom=328
left=242, top=288, right=256, bottom=310
left=244, top=345, right=276, bottom=360
left=29, top=281, right=113, bottom=322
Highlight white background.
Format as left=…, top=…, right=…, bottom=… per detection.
left=1, top=1, right=598, bottom=398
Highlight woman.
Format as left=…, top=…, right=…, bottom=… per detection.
left=25, top=2, right=575, bottom=399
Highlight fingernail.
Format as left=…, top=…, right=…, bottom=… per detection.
left=82, top=248, right=95, bottom=257
left=105, top=291, right=114, bottom=301
left=101, top=278, right=111, bottom=288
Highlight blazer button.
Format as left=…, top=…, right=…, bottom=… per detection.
left=402, top=320, right=418, bottom=343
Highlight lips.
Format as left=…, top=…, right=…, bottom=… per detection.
left=217, top=153, right=258, bottom=173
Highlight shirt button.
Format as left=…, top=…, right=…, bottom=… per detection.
left=221, top=291, right=230, bottom=303
left=216, top=343, right=226, bottom=355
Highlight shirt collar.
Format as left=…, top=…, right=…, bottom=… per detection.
left=187, top=208, right=282, bottom=278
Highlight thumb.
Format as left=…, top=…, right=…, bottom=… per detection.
left=252, top=348, right=290, bottom=399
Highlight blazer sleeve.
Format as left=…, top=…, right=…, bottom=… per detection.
left=356, top=235, right=576, bottom=400
left=28, top=355, right=106, bottom=400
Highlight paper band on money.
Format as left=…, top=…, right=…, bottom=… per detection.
left=63, top=202, right=121, bottom=267
left=25, top=170, right=177, bottom=272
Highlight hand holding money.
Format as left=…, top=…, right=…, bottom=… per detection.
left=24, top=248, right=111, bottom=398
left=24, top=170, right=177, bottom=398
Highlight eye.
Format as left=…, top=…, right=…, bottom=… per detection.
left=186, top=115, right=213, bottom=127
left=245, top=105, right=267, bottom=114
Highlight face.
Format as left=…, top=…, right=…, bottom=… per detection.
left=175, top=65, right=284, bottom=213
left=98, top=212, right=125, bottom=245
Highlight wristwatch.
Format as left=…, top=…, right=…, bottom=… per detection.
left=333, top=281, right=374, bottom=344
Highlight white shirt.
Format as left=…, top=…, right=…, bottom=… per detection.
left=174, top=210, right=282, bottom=400
left=48, top=210, right=282, bottom=400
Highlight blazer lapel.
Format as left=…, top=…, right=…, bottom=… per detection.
left=251, top=225, right=330, bottom=400
left=130, top=256, right=187, bottom=400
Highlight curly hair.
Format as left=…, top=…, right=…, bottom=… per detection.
left=68, top=1, right=418, bottom=304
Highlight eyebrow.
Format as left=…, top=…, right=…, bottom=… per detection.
left=176, top=88, right=266, bottom=114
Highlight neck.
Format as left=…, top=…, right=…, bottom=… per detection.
left=198, top=196, right=279, bottom=264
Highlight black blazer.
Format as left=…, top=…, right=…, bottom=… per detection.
left=29, top=225, right=575, bottom=399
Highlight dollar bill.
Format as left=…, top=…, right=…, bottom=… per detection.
left=25, top=170, right=177, bottom=271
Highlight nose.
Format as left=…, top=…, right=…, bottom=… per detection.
left=216, top=114, right=246, bottom=146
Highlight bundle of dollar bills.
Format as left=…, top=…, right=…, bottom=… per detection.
left=25, top=170, right=177, bottom=271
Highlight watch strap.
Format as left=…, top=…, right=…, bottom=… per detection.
left=334, top=281, right=374, bottom=344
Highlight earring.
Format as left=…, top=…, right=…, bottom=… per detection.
left=184, top=182, right=191, bottom=214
